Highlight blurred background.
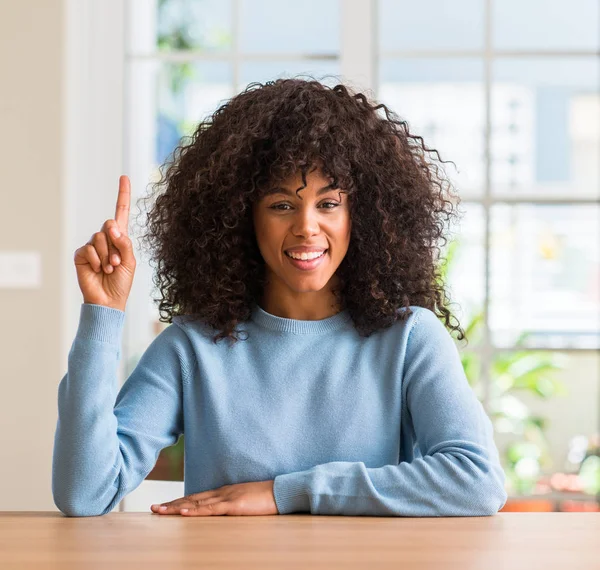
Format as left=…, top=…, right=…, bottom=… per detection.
left=1, top=0, right=598, bottom=513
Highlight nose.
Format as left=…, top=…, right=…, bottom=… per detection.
left=291, top=206, right=320, bottom=239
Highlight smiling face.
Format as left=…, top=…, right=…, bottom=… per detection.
left=252, top=165, right=352, bottom=320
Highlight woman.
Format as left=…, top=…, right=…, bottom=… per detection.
left=53, top=77, right=507, bottom=518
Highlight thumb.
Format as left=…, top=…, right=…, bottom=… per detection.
left=109, top=227, right=135, bottom=266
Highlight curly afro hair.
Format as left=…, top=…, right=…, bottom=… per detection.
left=135, top=75, right=466, bottom=346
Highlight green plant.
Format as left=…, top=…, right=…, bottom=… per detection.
left=162, top=435, right=185, bottom=480
left=579, top=454, right=600, bottom=496
left=462, top=320, right=568, bottom=495
left=440, top=238, right=569, bottom=496
left=156, top=0, right=233, bottom=149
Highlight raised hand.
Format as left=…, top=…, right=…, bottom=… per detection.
left=74, top=175, right=136, bottom=312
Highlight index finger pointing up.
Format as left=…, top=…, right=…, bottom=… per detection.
left=115, top=175, right=131, bottom=234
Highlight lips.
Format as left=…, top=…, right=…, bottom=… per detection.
left=284, top=248, right=328, bottom=270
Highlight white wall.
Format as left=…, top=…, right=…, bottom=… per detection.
left=0, top=0, right=64, bottom=510
left=0, top=0, right=130, bottom=511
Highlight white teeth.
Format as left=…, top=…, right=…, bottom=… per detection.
left=286, top=250, right=326, bottom=261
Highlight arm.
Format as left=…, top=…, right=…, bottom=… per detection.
left=52, top=303, right=188, bottom=517
left=272, top=308, right=508, bottom=517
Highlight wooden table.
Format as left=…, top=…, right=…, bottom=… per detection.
left=1, top=512, right=598, bottom=569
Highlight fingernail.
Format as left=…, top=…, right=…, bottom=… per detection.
left=106, top=264, right=113, bottom=273
left=180, top=509, right=189, bottom=514
left=111, top=228, right=121, bottom=238
left=159, top=506, right=167, bottom=511
left=112, top=255, right=120, bottom=265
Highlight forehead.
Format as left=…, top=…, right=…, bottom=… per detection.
left=261, top=184, right=338, bottom=198
left=260, top=164, right=338, bottom=197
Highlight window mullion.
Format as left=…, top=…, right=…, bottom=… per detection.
left=482, top=0, right=493, bottom=415
left=232, top=0, right=240, bottom=93
left=340, top=0, right=377, bottom=94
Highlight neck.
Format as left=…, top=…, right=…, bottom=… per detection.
left=260, top=277, right=343, bottom=321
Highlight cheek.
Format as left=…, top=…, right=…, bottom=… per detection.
left=333, top=217, right=352, bottom=248
left=254, top=216, right=284, bottom=255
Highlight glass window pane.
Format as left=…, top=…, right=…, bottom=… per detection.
left=379, top=0, right=484, bottom=52
left=444, top=202, right=485, bottom=346
left=492, top=58, right=600, bottom=199
left=124, top=59, right=233, bottom=358
left=157, top=62, right=233, bottom=164
left=239, top=0, right=340, bottom=54
left=159, top=0, right=232, bottom=52
left=128, top=0, right=233, bottom=53
left=239, top=62, right=341, bottom=90
left=490, top=350, right=599, bottom=508
left=490, top=204, right=600, bottom=349
left=379, top=58, right=485, bottom=198
left=493, top=0, right=600, bottom=51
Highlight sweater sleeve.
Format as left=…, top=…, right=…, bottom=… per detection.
left=52, top=303, right=188, bottom=517
left=272, top=307, right=508, bottom=517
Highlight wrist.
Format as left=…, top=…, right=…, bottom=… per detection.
left=83, top=300, right=126, bottom=313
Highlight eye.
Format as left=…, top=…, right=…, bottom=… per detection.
left=270, top=202, right=340, bottom=211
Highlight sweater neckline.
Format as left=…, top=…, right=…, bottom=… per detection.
left=250, top=303, right=352, bottom=334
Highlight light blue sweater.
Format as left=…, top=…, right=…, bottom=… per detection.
left=52, top=302, right=508, bottom=517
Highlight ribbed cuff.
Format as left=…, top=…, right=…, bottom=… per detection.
left=75, top=303, right=126, bottom=346
left=273, top=472, right=311, bottom=514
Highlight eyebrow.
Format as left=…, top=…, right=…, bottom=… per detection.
left=263, top=185, right=338, bottom=198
